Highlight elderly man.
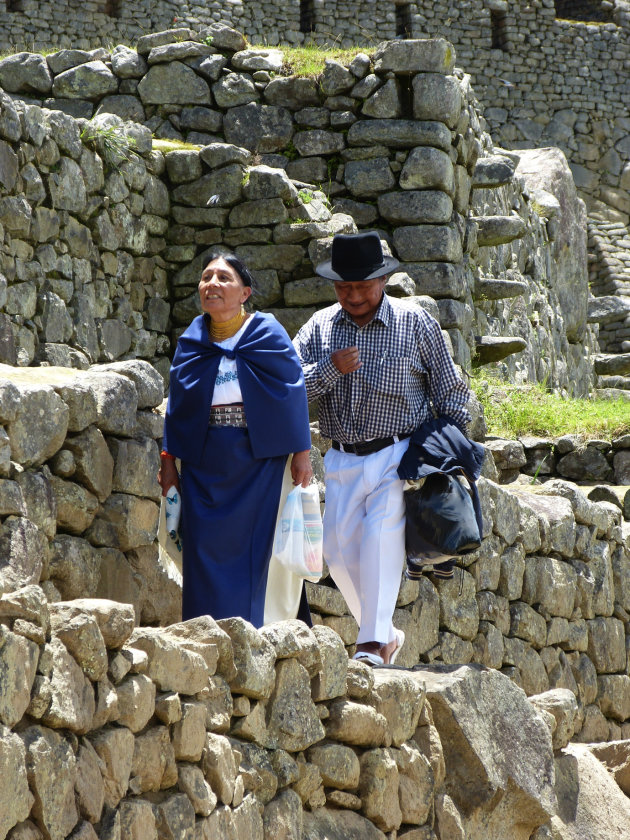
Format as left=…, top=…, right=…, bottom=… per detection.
left=293, top=231, right=471, bottom=665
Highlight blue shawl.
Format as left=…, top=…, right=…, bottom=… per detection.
left=163, top=312, right=311, bottom=462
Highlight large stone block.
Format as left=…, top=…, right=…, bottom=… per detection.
left=137, top=61, right=210, bottom=105
left=0, top=626, right=39, bottom=727
left=413, top=73, right=462, bottom=128
left=23, top=725, right=78, bottom=839
left=86, top=493, right=159, bottom=550
left=127, top=627, right=209, bottom=694
left=393, top=224, right=462, bottom=263
left=373, top=38, right=455, bottom=74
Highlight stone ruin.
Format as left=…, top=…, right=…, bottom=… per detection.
left=0, top=27, right=630, bottom=840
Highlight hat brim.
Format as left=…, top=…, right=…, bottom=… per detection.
left=315, top=254, right=400, bottom=282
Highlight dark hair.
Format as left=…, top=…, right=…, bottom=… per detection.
left=205, top=253, right=253, bottom=287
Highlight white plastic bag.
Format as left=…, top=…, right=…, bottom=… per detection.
left=272, top=484, right=323, bottom=581
left=164, top=485, right=182, bottom=552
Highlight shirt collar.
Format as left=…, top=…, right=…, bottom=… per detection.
left=332, top=294, right=394, bottom=328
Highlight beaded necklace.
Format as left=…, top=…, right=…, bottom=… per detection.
left=208, top=305, right=248, bottom=342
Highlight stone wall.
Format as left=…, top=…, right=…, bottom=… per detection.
left=2, top=363, right=630, bottom=837
left=0, top=31, right=600, bottom=395
left=0, top=360, right=181, bottom=626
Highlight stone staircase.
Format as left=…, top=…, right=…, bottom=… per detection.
left=588, top=217, right=630, bottom=400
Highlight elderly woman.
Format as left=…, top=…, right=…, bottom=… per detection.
left=159, top=253, right=313, bottom=627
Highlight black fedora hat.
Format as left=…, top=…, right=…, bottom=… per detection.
left=315, top=231, right=400, bottom=282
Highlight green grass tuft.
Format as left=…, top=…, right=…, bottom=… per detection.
left=250, top=43, right=376, bottom=78
left=470, top=372, right=630, bottom=440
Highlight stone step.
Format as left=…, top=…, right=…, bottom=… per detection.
left=473, top=277, right=528, bottom=301
left=472, top=154, right=516, bottom=188
left=597, top=375, right=630, bottom=390
left=474, top=215, right=527, bottom=247
left=473, top=335, right=527, bottom=365
left=593, top=354, right=630, bottom=376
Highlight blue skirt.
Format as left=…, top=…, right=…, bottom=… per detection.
left=180, top=426, right=286, bottom=627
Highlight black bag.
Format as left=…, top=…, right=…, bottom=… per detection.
left=404, top=471, right=481, bottom=565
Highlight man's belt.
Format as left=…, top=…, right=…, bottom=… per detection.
left=331, top=433, right=411, bottom=456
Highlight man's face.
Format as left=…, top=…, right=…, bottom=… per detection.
left=333, top=276, right=387, bottom=327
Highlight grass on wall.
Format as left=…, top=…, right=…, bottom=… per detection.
left=252, top=44, right=376, bottom=77
left=471, top=372, right=630, bottom=440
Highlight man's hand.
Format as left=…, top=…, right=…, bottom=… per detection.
left=331, top=346, right=361, bottom=374
left=290, top=450, right=313, bottom=488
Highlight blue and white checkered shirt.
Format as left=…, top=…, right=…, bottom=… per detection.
left=293, top=295, right=471, bottom=444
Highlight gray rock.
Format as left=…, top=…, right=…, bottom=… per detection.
left=147, top=41, right=213, bottom=65
left=52, top=61, right=118, bottom=100
left=344, top=157, right=395, bottom=197
left=212, top=73, right=259, bottom=109
left=378, top=190, right=453, bottom=224
left=110, top=44, right=148, bottom=79
left=393, top=224, right=462, bottom=262
left=293, top=129, right=345, bottom=157
left=320, top=60, right=355, bottom=96
left=400, top=146, right=454, bottom=192
left=232, top=49, right=284, bottom=73
left=223, top=103, right=294, bottom=153
left=413, top=73, right=462, bottom=128
left=0, top=53, right=52, bottom=94
left=95, top=95, right=145, bottom=123
left=172, top=164, right=244, bottom=207
left=473, top=155, right=517, bottom=188
left=198, top=22, right=247, bottom=52
left=373, top=38, right=455, bottom=74
left=348, top=119, right=451, bottom=151
left=362, top=79, right=402, bottom=119
left=23, top=725, right=78, bottom=838
left=474, top=336, right=528, bottom=365
left=264, top=77, right=320, bottom=109
left=137, top=62, right=211, bottom=105
left=475, top=215, right=527, bottom=246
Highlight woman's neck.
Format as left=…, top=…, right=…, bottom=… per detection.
left=208, top=308, right=248, bottom=342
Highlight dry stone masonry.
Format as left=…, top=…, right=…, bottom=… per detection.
left=0, top=365, right=629, bottom=838
left=0, top=28, right=599, bottom=395
left=1, top=24, right=630, bottom=840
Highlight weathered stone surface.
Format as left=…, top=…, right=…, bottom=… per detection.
left=263, top=788, right=303, bottom=840
left=586, top=617, right=626, bottom=673
left=553, top=743, right=630, bottom=839
left=473, top=155, right=517, bottom=188
left=49, top=603, right=108, bottom=681
left=0, top=53, right=52, bottom=93
left=529, top=689, right=578, bottom=751
left=0, top=370, right=69, bottom=466
left=127, top=627, right=209, bottom=694
left=0, top=626, right=39, bottom=727
left=75, top=738, right=105, bottom=824
left=393, top=223, right=462, bottom=262
left=218, top=617, right=276, bottom=700
left=0, top=516, right=48, bottom=593
left=310, top=623, right=347, bottom=701
left=202, top=732, right=238, bottom=805
left=370, top=670, right=425, bottom=747
left=49, top=474, right=99, bottom=534
left=517, top=148, right=588, bottom=344
left=413, top=73, right=462, bottom=127
left=52, top=61, right=118, bottom=100
left=89, top=726, right=135, bottom=808
left=23, top=725, right=77, bottom=839
left=130, top=726, right=177, bottom=794
left=396, top=740, right=434, bottom=826
left=347, top=119, right=451, bottom=151
left=116, top=674, right=156, bottom=732
left=400, top=146, right=454, bottom=193
left=266, top=658, right=325, bottom=751
left=87, top=493, right=158, bottom=550
left=137, top=61, right=210, bottom=105
left=47, top=535, right=100, bottom=600
left=475, top=215, right=527, bottom=246
left=359, top=748, right=401, bottom=832
left=325, top=699, right=389, bottom=747
left=79, top=371, right=137, bottom=436
left=417, top=665, right=555, bottom=838
left=373, top=38, right=455, bottom=74
left=223, top=103, right=294, bottom=153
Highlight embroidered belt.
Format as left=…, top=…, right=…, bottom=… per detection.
left=208, top=404, right=247, bottom=428
left=331, top=433, right=411, bottom=456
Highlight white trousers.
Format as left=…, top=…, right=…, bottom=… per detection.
left=323, top=439, right=407, bottom=645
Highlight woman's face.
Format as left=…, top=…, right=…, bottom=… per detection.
left=198, top=258, right=252, bottom=321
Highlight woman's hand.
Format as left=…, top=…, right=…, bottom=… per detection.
left=290, top=449, right=313, bottom=488
left=158, top=455, right=180, bottom=497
